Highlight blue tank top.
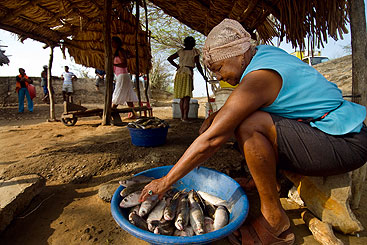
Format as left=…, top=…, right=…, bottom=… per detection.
left=241, top=45, right=366, bottom=135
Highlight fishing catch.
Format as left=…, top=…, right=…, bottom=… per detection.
left=119, top=175, right=230, bottom=236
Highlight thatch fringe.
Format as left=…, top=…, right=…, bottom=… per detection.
left=0, top=0, right=349, bottom=67
left=0, top=0, right=151, bottom=73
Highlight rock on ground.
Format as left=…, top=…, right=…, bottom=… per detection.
left=98, top=179, right=121, bottom=202
left=0, top=174, right=45, bottom=232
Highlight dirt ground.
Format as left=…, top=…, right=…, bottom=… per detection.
left=0, top=99, right=366, bottom=245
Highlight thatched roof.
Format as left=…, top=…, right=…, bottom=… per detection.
left=0, top=0, right=151, bottom=73
left=0, top=0, right=349, bottom=71
left=149, top=0, right=349, bottom=50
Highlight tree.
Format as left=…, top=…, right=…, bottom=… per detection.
left=141, top=3, right=207, bottom=91
left=150, top=55, right=172, bottom=90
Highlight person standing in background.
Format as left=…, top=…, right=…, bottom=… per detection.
left=167, top=36, right=206, bottom=122
left=15, top=68, right=33, bottom=113
left=95, top=69, right=105, bottom=91
left=111, top=36, right=138, bottom=118
left=41, top=65, right=49, bottom=102
left=61, top=66, right=77, bottom=102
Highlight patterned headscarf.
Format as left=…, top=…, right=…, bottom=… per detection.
left=203, top=19, right=252, bottom=67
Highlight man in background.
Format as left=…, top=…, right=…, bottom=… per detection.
left=95, top=69, right=105, bottom=91
left=61, top=66, right=77, bottom=102
left=16, top=68, right=33, bottom=112
left=41, top=65, right=49, bottom=103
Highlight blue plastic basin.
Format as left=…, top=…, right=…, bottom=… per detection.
left=128, top=127, right=168, bottom=147
left=111, top=166, right=249, bottom=245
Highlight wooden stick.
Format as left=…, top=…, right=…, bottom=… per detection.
left=102, top=0, right=113, bottom=125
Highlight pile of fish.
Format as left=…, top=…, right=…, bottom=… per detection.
left=127, top=117, right=169, bottom=129
left=119, top=175, right=230, bottom=236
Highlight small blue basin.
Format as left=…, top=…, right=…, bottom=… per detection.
left=111, top=165, right=249, bottom=244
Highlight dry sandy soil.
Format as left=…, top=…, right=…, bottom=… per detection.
left=0, top=98, right=366, bottom=245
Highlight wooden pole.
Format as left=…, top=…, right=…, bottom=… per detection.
left=350, top=0, right=367, bottom=106
left=143, top=0, right=150, bottom=104
left=349, top=0, right=367, bottom=209
left=47, top=46, right=56, bottom=121
left=135, top=0, right=142, bottom=113
left=102, top=0, right=113, bottom=125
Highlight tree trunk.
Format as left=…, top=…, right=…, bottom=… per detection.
left=47, top=47, right=56, bottom=121
left=102, top=0, right=113, bottom=125
left=349, top=0, right=367, bottom=209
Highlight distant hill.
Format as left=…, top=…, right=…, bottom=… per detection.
left=314, top=55, right=352, bottom=96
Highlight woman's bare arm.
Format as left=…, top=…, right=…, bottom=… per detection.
left=140, top=69, right=282, bottom=201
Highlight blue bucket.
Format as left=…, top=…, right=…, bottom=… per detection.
left=111, top=166, right=249, bottom=245
left=128, top=126, right=168, bottom=147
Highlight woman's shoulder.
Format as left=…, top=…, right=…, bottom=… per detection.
left=177, top=48, right=184, bottom=55
left=193, top=48, right=200, bottom=56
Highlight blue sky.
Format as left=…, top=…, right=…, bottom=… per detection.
left=1, top=4, right=365, bottom=97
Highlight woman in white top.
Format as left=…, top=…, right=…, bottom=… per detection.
left=168, top=36, right=206, bottom=122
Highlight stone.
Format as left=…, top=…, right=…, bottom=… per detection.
left=0, top=174, right=45, bottom=232
left=285, top=171, right=363, bottom=234
left=302, top=210, right=344, bottom=245
left=98, top=180, right=120, bottom=202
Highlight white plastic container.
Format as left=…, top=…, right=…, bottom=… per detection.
left=172, top=99, right=199, bottom=119
left=214, top=88, right=234, bottom=110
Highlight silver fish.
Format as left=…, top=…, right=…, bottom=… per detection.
left=129, top=212, right=148, bottom=231
left=119, top=191, right=142, bottom=208
left=139, top=195, right=159, bottom=217
left=147, top=198, right=166, bottom=231
left=163, top=191, right=182, bottom=220
left=188, top=190, right=205, bottom=235
left=203, top=200, right=216, bottom=219
left=129, top=205, right=140, bottom=215
left=197, top=191, right=231, bottom=210
left=174, top=226, right=195, bottom=237
left=119, top=175, right=154, bottom=187
left=175, top=194, right=189, bottom=231
left=153, top=219, right=175, bottom=236
left=213, top=206, right=229, bottom=231
left=120, top=182, right=149, bottom=198
left=204, top=216, right=214, bottom=233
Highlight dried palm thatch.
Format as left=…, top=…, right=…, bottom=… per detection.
left=149, top=0, right=349, bottom=50
left=0, top=0, right=151, bottom=73
left=0, top=0, right=349, bottom=69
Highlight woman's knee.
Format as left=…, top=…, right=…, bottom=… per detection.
left=235, top=111, right=276, bottom=143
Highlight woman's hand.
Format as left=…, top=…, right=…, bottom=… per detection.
left=139, top=177, right=171, bottom=202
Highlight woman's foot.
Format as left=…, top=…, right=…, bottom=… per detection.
left=228, top=213, right=294, bottom=245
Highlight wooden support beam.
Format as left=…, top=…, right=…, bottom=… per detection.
left=102, top=0, right=113, bottom=126
left=350, top=0, right=367, bottom=106
left=143, top=0, right=150, bottom=104
left=349, top=0, right=367, bottom=209
left=135, top=0, right=142, bottom=115
left=47, top=46, right=57, bottom=121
